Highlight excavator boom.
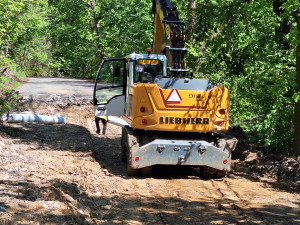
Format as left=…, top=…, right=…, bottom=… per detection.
left=152, top=0, right=187, bottom=76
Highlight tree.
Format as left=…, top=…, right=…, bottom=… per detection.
left=1, top=0, right=299, bottom=154
left=48, top=0, right=153, bottom=78
left=293, top=8, right=300, bottom=156
left=181, top=0, right=298, bottom=152
left=0, top=0, right=52, bottom=76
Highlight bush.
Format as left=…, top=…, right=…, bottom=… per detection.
left=0, top=58, right=23, bottom=124
left=0, top=89, right=21, bottom=124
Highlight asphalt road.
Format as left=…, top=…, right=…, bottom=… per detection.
left=17, top=77, right=94, bottom=100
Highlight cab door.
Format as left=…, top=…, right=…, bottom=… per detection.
left=93, top=58, right=127, bottom=117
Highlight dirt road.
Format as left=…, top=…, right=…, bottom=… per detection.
left=0, top=78, right=300, bottom=225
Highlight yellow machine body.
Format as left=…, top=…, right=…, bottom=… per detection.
left=125, top=83, right=230, bottom=132
left=93, top=0, right=237, bottom=176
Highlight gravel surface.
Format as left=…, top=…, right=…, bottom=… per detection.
left=0, top=78, right=299, bottom=225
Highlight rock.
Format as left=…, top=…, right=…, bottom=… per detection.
left=83, top=207, right=91, bottom=216
left=245, top=152, right=259, bottom=162
left=102, top=169, right=110, bottom=176
left=103, top=205, right=112, bottom=210
left=94, top=191, right=102, bottom=197
left=0, top=206, right=7, bottom=212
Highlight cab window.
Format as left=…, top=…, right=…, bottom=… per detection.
left=134, top=59, right=163, bottom=83
left=94, top=59, right=125, bottom=105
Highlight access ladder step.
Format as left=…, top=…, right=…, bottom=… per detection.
left=168, top=68, right=189, bottom=72
left=166, top=46, right=188, bottom=51
left=162, top=20, right=185, bottom=25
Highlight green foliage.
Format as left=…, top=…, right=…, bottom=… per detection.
left=182, top=0, right=299, bottom=152
left=1, top=57, right=26, bottom=80
left=0, top=0, right=299, bottom=152
left=47, top=0, right=153, bottom=78
left=0, top=56, right=24, bottom=121
left=0, top=0, right=52, bottom=76
left=0, top=89, right=21, bottom=123
left=0, top=69, right=22, bottom=122
left=98, top=0, right=153, bottom=57
left=48, top=0, right=96, bottom=77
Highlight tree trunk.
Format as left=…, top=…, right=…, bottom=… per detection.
left=87, top=0, right=105, bottom=61
left=273, top=0, right=291, bottom=50
left=187, top=0, right=196, bottom=42
left=293, top=10, right=300, bottom=157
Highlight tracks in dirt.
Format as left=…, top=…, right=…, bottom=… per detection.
left=1, top=78, right=299, bottom=225
left=124, top=177, right=254, bottom=224
left=124, top=176, right=299, bottom=225
left=208, top=180, right=257, bottom=224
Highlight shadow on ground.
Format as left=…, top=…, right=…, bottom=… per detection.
left=1, top=122, right=300, bottom=224
left=2, top=122, right=210, bottom=179
left=2, top=121, right=300, bottom=192
left=0, top=178, right=299, bottom=225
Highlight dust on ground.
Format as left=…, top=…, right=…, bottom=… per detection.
left=0, top=98, right=300, bottom=225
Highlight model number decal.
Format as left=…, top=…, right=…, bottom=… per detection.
left=189, top=94, right=201, bottom=99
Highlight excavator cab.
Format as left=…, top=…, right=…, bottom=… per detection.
left=93, top=54, right=167, bottom=117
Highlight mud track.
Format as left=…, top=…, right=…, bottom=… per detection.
left=0, top=78, right=299, bottom=225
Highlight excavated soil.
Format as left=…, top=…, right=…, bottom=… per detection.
left=0, top=94, right=300, bottom=224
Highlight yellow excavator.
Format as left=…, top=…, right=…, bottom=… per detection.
left=93, top=0, right=237, bottom=177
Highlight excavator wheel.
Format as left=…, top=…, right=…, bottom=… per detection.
left=121, top=128, right=140, bottom=176
left=121, top=128, right=127, bottom=162
left=127, top=147, right=140, bottom=176
left=140, top=166, right=153, bottom=176
left=138, top=135, right=153, bottom=176
left=200, top=166, right=227, bottom=179
left=122, top=129, right=154, bottom=176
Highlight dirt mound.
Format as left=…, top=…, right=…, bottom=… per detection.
left=227, top=126, right=300, bottom=192
left=233, top=151, right=300, bottom=192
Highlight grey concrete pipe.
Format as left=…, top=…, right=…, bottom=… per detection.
left=3, top=114, right=66, bottom=124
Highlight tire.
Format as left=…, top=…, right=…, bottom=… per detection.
left=139, top=135, right=153, bottom=176
left=139, top=135, right=153, bottom=146
left=123, top=131, right=153, bottom=176
left=121, top=128, right=127, bottom=162
left=200, top=166, right=227, bottom=179
left=125, top=130, right=140, bottom=176
left=141, top=166, right=152, bottom=176
left=127, top=147, right=139, bottom=176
